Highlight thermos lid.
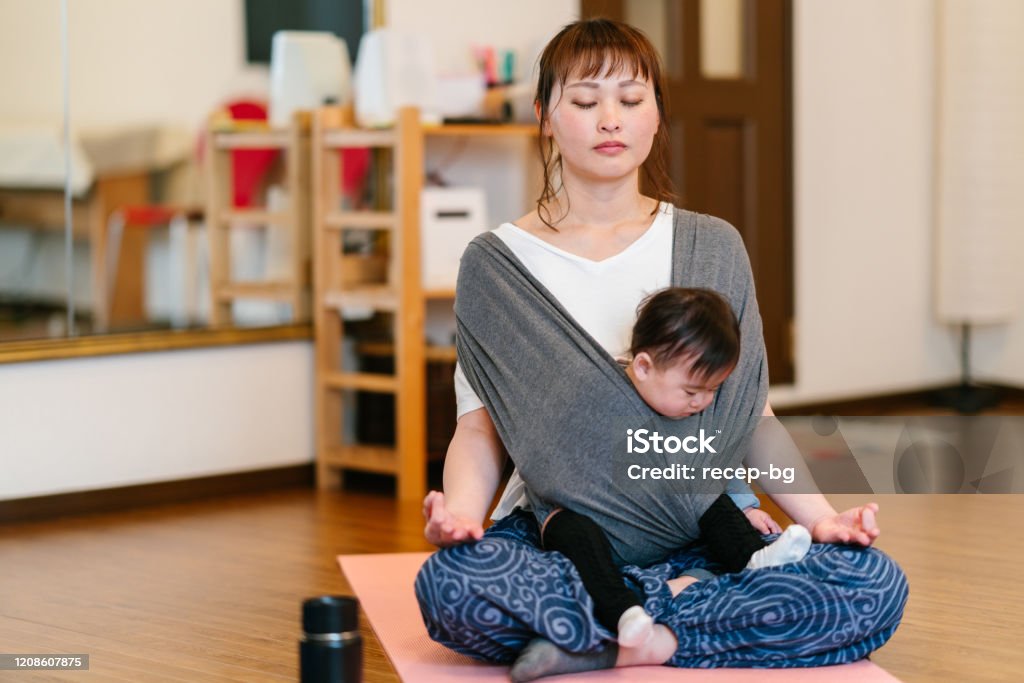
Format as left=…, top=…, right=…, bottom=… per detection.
left=303, top=596, right=359, bottom=635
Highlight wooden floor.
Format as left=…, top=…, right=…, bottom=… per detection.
left=3, top=486, right=1023, bottom=682
left=1, top=490, right=431, bottom=682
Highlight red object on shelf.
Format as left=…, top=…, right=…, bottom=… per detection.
left=225, top=100, right=279, bottom=208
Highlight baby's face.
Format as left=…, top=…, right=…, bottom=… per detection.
left=633, top=355, right=732, bottom=419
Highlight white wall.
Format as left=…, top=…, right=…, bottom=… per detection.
left=0, top=0, right=251, bottom=128
left=770, top=0, right=963, bottom=406
left=0, top=342, right=313, bottom=500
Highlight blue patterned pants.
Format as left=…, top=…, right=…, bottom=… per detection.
left=414, top=510, right=908, bottom=668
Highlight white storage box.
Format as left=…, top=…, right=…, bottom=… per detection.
left=420, top=188, right=488, bottom=290
left=269, top=31, right=352, bottom=127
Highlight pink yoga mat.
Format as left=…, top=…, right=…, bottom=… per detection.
left=338, top=552, right=900, bottom=682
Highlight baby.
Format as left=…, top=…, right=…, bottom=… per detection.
left=540, top=287, right=811, bottom=647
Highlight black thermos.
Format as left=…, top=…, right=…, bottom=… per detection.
left=300, top=596, right=363, bottom=682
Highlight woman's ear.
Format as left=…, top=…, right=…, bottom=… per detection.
left=535, top=101, right=551, bottom=136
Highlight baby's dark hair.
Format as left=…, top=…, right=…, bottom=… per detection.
left=630, top=287, right=740, bottom=380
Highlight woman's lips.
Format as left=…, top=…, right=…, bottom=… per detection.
left=594, top=141, right=627, bottom=154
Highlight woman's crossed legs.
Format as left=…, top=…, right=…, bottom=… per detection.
left=415, top=509, right=907, bottom=676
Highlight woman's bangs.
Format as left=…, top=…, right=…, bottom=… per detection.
left=561, top=44, right=650, bottom=84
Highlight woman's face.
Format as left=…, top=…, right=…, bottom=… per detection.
left=544, top=67, right=660, bottom=185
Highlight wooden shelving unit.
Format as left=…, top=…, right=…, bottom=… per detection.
left=312, top=106, right=536, bottom=500
left=204, top=114, right=312, bottom=326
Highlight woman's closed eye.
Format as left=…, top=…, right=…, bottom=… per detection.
left=571, top=99, right=644, bottom=110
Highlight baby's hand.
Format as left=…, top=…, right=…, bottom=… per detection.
left=743, top=507, right=782, bottom=534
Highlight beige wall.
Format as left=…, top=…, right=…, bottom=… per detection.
left=0, top=0, right=249, bottom=128
left=771, top=0, right=960, bottom=406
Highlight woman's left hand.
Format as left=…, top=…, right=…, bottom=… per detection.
left=811, top=503, right=880, bottom=546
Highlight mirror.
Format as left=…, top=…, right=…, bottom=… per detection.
left=0, top=0, right=365, bottom=351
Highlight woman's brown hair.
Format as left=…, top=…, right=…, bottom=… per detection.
left=534, top=18, right=674, bottom=229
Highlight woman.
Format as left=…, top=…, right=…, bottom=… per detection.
left=415, top=19, right=906, bottom=681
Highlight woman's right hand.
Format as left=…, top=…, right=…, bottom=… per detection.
left=423, top=490, right=485, bottom=547
left=810, top=502, right=880, bottom=547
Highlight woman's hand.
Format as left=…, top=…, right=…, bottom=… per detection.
left=810, top=503, right=880, bottom=546
left=423, top=490, right=485, bottom=547
left=743, top=507, right=782, bottom=534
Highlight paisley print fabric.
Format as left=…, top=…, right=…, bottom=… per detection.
left=414, top=510, right=908, bottom=668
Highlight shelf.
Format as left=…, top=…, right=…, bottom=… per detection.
left=322, top=123, right=535, bottom=148
left=323, top=287, right=398, bottom=312
left=358, top=342, right=457, bottom=362
left=323, top=445, right=399, bottom=474
left=426, top=345, right=457, bottom=362
left=323, top=287, right=453, bottom=309
left=322, top=371, right=398, bottom=393
left=205, top=112, right=310, bottom=328
left=215, top=282, right=297, bottom=301
left=322, top=129, right=397, bottom=149
left=219, top=209, right=289, bottom=226
left=212, top=130, right=291, bottom=149
left=424, top=123, right=538, bottom=137
left=313, top=106, right=533, bottom=500
left=325, top=211, right=397, bottom=230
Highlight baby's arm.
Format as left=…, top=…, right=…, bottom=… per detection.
left=423, top=407, right=506, bottom=547
left=743, top=507, right=782, bottom=534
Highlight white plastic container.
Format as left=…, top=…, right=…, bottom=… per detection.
left=269, top=31, right=352, bottom=128
left=353, top=28, right=439, bottom=128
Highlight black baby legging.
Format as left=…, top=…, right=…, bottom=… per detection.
left=542, top=494, right=766, bottom=633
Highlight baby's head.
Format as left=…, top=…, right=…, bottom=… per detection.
left=627, top=288, right=740, bottom=418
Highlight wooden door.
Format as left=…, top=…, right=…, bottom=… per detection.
left=582, top=0, right=794, bottom=383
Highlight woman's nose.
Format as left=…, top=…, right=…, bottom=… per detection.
left=598, top=106, right=621, bottom=132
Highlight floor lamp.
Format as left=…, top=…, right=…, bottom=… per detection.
left=931, top=0, right=1022, bottom=414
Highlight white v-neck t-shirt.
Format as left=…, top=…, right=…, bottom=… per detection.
left=454, top=202, right=674, bottom=419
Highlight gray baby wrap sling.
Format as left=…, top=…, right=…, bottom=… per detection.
left=455, top=209, right=769, bottom=567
